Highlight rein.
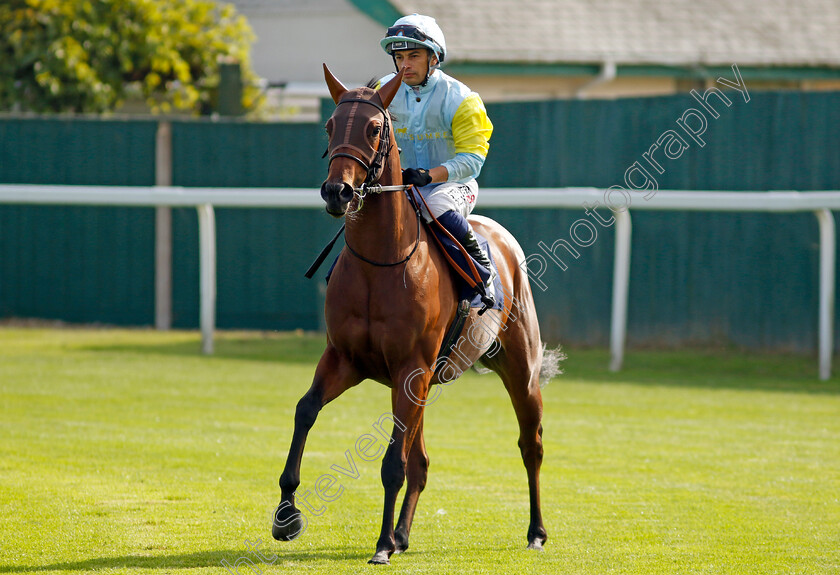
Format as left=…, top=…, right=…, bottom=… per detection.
left=408, top=186, right=484, bottom=291
left=313, top=94, right=429, bottom=271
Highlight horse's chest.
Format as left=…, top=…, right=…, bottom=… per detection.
left=324, top=261, right=439, bottom=377
left=327, top=299, right=426, bottom=379
left=331, top=310, right=416, bottom=353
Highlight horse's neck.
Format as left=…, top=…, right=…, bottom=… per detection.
left=344, top=132, right=416, bottom=264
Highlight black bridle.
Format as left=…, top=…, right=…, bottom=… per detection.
left=327, top=97, right=392, bottom=187
left=322, top=95, right=422, bottom=268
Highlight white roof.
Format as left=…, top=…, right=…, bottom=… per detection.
left=388, top=0, right=840, bottom=67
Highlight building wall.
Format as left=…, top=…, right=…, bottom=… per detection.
left=232, top=0, right=840, bottom=105
left=234, top=0, right=388, bottom=86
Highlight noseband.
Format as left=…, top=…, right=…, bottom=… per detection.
left=327, top=97, right=392, bottom=187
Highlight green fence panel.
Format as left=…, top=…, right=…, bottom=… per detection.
left=0, top=116, right=157, bottom=185
left=2, top=91, right=839, bottom=352
left=169, top=120, right=332, bottom=330
left=479, top=91, right=840, bottom=350
left=172, top=120, right=328, bottom=188
left=169, top=206, right=338, bottom=331
left=0, top=118, right=157, bottom=325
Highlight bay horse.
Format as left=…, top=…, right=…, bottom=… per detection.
left=273, top=65, right=561, bottom=565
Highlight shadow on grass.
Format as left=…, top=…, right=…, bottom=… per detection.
left=560, top=347, right=840, bottom=395
left=0, top=547, right=374, bottom=572
left=79, top=330, right=840, bottom=395
left=80, top=332, right=328, bottom=365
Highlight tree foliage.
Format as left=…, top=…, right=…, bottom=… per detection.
left=0, top=0, right=262, bottom=114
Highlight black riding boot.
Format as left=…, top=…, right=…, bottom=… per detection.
left=461, top=228, right=497, bottom=310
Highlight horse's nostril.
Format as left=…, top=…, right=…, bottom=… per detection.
left=320, top=181, right=353, bottom=216
left=321, top=181, right=344, bottom=201
left=339, top=183, right=355, bottom=203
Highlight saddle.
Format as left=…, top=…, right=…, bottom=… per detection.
left=407, top=186, right=504, bottom=363
left=429, top=225, right=504, bottom=363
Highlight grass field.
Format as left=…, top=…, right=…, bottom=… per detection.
left=1, top=327, right=838, bottom=574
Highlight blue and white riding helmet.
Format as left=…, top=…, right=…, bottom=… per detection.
left=380, top=13, right=447, bottom=72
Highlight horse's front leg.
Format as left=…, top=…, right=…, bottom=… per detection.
left=272, top=344, right=360, bottom=541
left=393, top=412, right=428, bottom=553
left=368, top=368, right=431, bottom=565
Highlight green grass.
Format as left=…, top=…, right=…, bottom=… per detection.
left=1, top=327, right=838, bottom=574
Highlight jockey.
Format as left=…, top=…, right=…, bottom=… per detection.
left=379, top=14, right=497, bottom=307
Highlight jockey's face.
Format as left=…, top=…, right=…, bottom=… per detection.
left=394, top=49, right=437, bottom=86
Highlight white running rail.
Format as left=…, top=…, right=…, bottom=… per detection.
left=1, top=184, right=837, bottom=379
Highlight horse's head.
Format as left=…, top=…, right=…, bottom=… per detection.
left=320, top=64, right=404, bottom=217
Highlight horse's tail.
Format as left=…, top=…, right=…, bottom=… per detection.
left=539, top=343, right=566, bottom=387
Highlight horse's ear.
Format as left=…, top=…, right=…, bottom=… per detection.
left=376, top=68, right=404, bottom=109
left=323, top=63, right=348, bottom=104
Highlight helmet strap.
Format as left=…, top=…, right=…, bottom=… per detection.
left=419, top=52, right=436, bottom=87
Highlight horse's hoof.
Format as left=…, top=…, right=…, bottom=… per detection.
left=394, top=531, right=409, bottom=553
left=271, top=501, right=306, bottom=541
left=368, top=550, right=392, bottom=565
left=526, top=537, right=546, bottom=551
left=527, top=526, right=547, bottom=550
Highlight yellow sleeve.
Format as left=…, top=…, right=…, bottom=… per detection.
left=452, top=93, right=493, bottom=158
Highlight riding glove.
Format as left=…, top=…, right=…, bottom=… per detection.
left=402, top=168, right=432, bottom=187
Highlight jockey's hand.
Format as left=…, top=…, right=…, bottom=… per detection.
left=402, top=168, right=432, bottom=187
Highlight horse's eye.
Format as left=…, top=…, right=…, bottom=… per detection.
left=371, top=126, right=381, bottom=138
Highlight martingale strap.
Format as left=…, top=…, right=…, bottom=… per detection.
left=305, top=186, right=423, bottom=276
left=345, top=208, right=421, bottom=267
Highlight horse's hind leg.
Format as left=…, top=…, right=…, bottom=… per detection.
left=485, top=339, right=548, bottom=550
left=272, top=344, right=361, bottom=541
left=394, top=412, right=429, bottom=553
